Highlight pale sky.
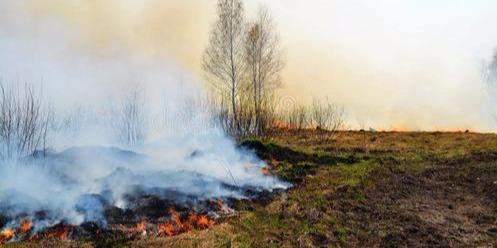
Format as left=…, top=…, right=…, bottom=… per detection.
left=2, top=0, right=497, bottom=131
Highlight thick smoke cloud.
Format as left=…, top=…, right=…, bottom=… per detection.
left=265, top=0, right=497, bottom=131
left=2, top=0, right=497, bottom=232
left=0, top=0, right=288, bottom=231
left=5, top=0, right=497, bottom=131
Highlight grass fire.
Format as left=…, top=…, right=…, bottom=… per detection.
left=1, top=0, right=497, bottom=247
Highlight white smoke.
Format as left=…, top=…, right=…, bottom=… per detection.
left=0, top=0, right=288, bottom=232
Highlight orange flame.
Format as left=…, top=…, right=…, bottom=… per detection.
left=274, top=120, right=290, bottom=129
left=43, top=225, right=73, bottom=240
left=196, top=215, right=213, bottom=228
left=20, top=219, right=33, bottom=233
left=136, top=219, right=147, bottom=233
left=0, top=219, right=33, bottom=243
left=188, top=211, right=214, bottom=229
left=0, top=228, right=15, bottom=243
left=158, top=222, right=175, bottom=236
left=169, top=209, right=181, bottom=227
left=157, top=208, right=214, bottom=237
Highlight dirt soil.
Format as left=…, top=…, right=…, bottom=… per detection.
left=4, top=130, right=497, bottom=247
left=333, top=155, right=497, bottom=247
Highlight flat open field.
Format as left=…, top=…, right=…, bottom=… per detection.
left=6, top=130, right=497, bottom=247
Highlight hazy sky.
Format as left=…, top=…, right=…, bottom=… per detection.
left=2, top=0, right=497, bottom=131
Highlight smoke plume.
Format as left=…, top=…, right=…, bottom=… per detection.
left=5, top=0, right=497, bottom=131
left=0, top=0, right=287, bottom=232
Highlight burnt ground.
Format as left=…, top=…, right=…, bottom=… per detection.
left=5, top=130, right=497, bottom=247
left=333, top=155, right=497, bottom=247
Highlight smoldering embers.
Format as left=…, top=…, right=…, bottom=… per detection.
left=0, top=138, right=288, bottom=231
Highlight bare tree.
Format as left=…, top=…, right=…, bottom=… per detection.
left=110, top=87, right=147, bottom=146
left=311, top=97, right=345, bottom=140
left=245, top=6, right=283, bottom=135
left=202, top=0, right=246, bottom=133
left=0, top=82, right=52, bottom=159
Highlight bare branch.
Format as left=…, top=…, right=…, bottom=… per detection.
left=0, top=82, right=53, bottom=159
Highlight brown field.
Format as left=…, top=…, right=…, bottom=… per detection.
left=5, top=130, right=497, bottom=247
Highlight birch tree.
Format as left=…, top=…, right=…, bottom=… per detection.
left=245, top=7, right=283, bottom=135
left=202, top=0, right=246, bottom=133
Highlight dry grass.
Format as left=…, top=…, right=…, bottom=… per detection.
left=6, top=130, right=497, bottom=247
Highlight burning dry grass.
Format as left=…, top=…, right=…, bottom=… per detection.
left=111, top=209, right=216, bottom=239
left=157, top=209, right=215, bottom=236
left=0, top=199, right=228, bottom=245
left=130, top=222, right=236, bottom=248
left=7, top=130, right=496, bottom=247
left=0, top=181, right=246, bottom=246
left=0, top=219, right=34, bottom=243
left=38, top=224, right=74, bottom=241
left=19, top=219, right=33, bottom=234
left=0, top=221, right=75, bottom=244
left=0, top=212, right=216, bottom=245
left=0, top=228, right=15, bottom=243
left=0, top=139, right=286, bottom=245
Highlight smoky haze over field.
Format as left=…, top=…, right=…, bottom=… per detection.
left=0, top=0, right=289, bottom=232
left=2, top=1, right=497, bottom=245
left=2, top=0, right=497, bottom=131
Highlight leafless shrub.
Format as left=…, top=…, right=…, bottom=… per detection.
left=110, top=87, right=147, bottom=146
left=0, top=82, right=53, bottom=159
left=207, top=91, right=255, bottom=138
left=228, top=91, right=278, bottom=139
left=310, top=97, right=345, bottom=140
left=206, top=95, right=240, bottom=137
left=256, top=93, right=278, bottom=136
left=285, top=104, right=308, bottom=130
left=160, top=92, right=224, bottom=136
left=216, top=104, right=236, bottom=136
left=236, top=94, right=256, bottom=138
